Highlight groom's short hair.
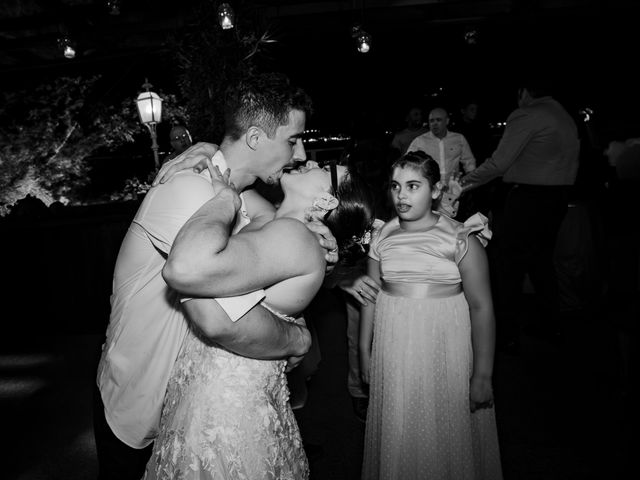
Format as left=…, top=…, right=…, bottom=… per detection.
left=223, top=72, right=313, bottom=141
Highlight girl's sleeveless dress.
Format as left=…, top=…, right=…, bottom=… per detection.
left=144, top=305, right=309, bottom=480
left=362, top=213, right=503, bottom=480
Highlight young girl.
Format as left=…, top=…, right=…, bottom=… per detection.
left=359, top=150, right=502, bottom=480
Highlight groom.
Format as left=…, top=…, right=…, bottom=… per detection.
left=94, top=72, right=338, bottom=480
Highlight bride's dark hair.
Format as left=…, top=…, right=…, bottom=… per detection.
left=324, top=166, right=376, bottom=264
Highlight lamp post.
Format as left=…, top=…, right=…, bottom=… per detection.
left=135, top=79, right=163, bottom=169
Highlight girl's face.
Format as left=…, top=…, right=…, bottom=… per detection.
left=390, top=166, right=440, bottom=222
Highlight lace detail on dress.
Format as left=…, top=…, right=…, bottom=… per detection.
left=144, top=305, right=309, bottom=480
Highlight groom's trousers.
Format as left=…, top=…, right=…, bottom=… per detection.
left=93, top=385, right=153, bottom=480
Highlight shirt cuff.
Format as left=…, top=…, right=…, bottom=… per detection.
left=180, top=290, right=266, bottom=322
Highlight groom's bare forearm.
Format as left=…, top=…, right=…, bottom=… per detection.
left=164, top=189, right=239, bottom=296
left=184, top=299, right=311, bottom=359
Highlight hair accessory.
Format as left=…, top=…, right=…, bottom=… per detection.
left=351, top=228, right=373, bottom=253
left=304, top=192, right=339, bottom=222
left=352, top=218, right=384, bottom=252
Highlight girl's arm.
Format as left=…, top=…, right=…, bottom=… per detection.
left=459, top=235, right=496, bottom=412
left=358, top=257, right=381, bottom=385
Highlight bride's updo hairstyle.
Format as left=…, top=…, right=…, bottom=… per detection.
left=324, top=165, right=376, bottom=264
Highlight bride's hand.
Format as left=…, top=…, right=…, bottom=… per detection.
left=152, top=142, right=220, bottom=186
left=209, top=165, right=241, bottom=213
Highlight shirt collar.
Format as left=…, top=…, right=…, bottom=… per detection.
left=427, top=130, right=449, bottom=140
left=212, top=150, right=228, bottom=170
left=201, top=150, right=228, bottom=181
left=528, top=95, right=553, bottom=106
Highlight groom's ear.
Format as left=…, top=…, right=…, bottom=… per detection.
left=245, top=126, right=261, bottom=151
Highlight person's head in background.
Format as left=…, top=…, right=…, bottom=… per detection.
left=460, top=101, right=479, bottom=124
left=405, top=106, right=425, bottom=130
left=169, top=125, right=193, bottom=156
left=428, top=107, right=450, bottom=139
left=516, top=77, right=552, bottom=108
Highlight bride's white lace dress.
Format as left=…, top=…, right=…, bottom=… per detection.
left=143, top=306, right=309, bottom=480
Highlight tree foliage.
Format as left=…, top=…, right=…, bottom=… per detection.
left=0, top=1, right=276, bottom=217
left=0, top=75, right=187, bottom=216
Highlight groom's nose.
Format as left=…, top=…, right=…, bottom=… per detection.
left=293, top=138, right=306, bottom=161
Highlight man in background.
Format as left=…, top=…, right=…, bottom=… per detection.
left=461, top=81, right=580, bottom=354
left=389, top=105, right=429, bottom=158
left=163, top=124, right=193, bottom=164
left=408, top=107, right=476, bottom=217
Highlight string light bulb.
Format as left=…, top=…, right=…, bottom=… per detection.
left=464, top=29, right=478, bottom=45
left=217, top=3, right=235, bottom=30
left=351, top=24, right=372, bottom=54
left=107, top=0, right=121, bottom=15
left=357, top=31, right=371, bottom=53
left=57, top=36, right=76, bottom=59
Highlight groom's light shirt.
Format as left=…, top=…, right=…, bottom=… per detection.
left=97, top=151, right=265, bottom=449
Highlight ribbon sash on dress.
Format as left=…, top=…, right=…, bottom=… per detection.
left=381, top=281, right=462, bottom=299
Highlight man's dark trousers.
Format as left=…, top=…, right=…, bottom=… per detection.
left=93, top=385, right=153, bottom=480
left=496, top=183, right=570, bottom=346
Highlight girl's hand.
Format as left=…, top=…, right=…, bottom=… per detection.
left=359, top=351, right=371, bottom=385
left=152, top=142, right=220, bottom=185
left=339, top=273, right=380, bottom=306
left=469, top=375, right=494, bottom=412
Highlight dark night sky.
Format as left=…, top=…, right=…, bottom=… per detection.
left=3, top=1, right=639, bottom=142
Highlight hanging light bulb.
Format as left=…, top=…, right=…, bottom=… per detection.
left=351, top=24, right=372, bottom=54
left=107, top=0, right=121, bottom=15
left=357, top=31, right=371, bottom=53
left=57, top=36, right=76, bottom=59
left=464, top=29, right=478, bottom=45
left=217, top=3, right=235, bottom=30
left=63, top=44, right=76, bottom=59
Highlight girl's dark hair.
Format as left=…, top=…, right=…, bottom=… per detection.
left=325, top=168, right=376, bottom=265
left=391, top=150, right=440, bottom=187
left=390, top=150, right=441, bottom=209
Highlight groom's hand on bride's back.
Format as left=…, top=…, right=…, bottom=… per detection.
left=304, top=220, right=339, bottom=273
left=285, top=317, right=311, bottom=372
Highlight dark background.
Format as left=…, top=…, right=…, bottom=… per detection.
left=2, top=0, right=639, bottom=137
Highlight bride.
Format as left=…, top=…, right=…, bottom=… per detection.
left=144, top=160, right=376, bottom=480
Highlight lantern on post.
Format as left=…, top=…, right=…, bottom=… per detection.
left=135, top=79, right=163, bottom=169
